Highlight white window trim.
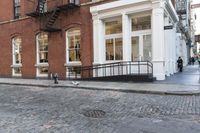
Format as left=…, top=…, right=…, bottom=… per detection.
left=130, top=12, right=151, bottom=19
left=65, top=28, right=82, bottom=78
left=11, top=37, right=22, bottom=77
left=66, top=29, right=81, bottom=65
left=131, top=31, right=152, bottom=61
left=104, top=19, right=123, bottom=63
left=105, top=36, right=123, bottom=62
left=36, top=33, right=49, bottom=77
left=130, top=13, right=152, bottom=61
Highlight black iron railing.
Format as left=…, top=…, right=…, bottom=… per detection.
left=66, top=61, right=153, bottom=80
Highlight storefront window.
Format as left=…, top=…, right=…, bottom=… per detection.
left=131, top=37, right=139, bottom=61
left=131, top=14, right=152, bottom=61
left=12, top=37, right=22, bottom=76
left=132, top=16, right=151, bottom=31
left=143, top=35, right=152, bottom=61
left=36, top=32, right=48, bottom=76
left=67, top=28, right=81, bottom=62
left=115, top=38, right=123, bottom=60
left=106, top=39, right=114, bottom=60
left=105, top=20, right=122, bottom=35
left=105, top=19, right=123, bottom=61
left=106, top=38, right=122, bottom=61
left=38, top=33, right=48, bottom=63
left=13, top=37, right=22, bottom=64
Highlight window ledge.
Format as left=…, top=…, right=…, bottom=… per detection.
left=64, top=62, right=82, bottom=67
left=12, top=74, right=22, bottom=77
left=36, top=74, right=48, bottom=77
left=11, top=64, right=22, bottom=68
left=35, top=63, right=49, bottom=67
left=105, top=60, right=123, bottom=63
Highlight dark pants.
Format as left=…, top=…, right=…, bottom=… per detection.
left=179, top=66, right=182, bottom=72
left=178, top=65, right=183, bottom=72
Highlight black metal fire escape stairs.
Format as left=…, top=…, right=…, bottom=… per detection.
left=41, top=7, right=61, bottom=32
left=27, top=0, right=80, bottom=32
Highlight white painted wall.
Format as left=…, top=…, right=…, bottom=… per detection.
left=90, top=0, right=178, bottom=80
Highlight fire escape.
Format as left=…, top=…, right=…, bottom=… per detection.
left=175, top=0, right=189, bottom=38
left=27, top=0, right=80, bottom=32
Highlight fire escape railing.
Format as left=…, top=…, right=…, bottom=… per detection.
left=27, top=0, right=80, bottom=32
left=66, top=61, right=153, bottom=81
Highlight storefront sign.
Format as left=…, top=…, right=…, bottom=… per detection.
left=164, top=25, right=173, bottom=30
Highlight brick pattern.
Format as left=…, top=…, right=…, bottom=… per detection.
left=0, top=0, right=116, bottom=79
left=0, top=85, right=200, bottom=132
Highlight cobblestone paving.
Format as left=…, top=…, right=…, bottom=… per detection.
left=1, top=84, right=200, bottom=133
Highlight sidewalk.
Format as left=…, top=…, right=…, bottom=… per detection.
left=0, top=65, right=199, bottom=95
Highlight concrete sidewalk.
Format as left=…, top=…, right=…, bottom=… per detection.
left=0, top=64, right=199, bottom=95
left=0, top=77, right=199, bottom=95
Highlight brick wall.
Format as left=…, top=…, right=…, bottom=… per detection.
left=0, top=0, right=114, bottom=79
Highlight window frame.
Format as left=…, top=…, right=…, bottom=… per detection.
left=36, top=32, right=49, bottom=77
left=66, top=28, right=81, bottom=64
left=130, top=14, right=152, bottom=61
left=130, top=12, right=152, bottom=32
left=104, top=18, right=123, bottom=62
left=65, top=27, right=82, bottom=78
left=13, top=0, right=21, bottom=19
left=11, top=36, right=22, bottom=76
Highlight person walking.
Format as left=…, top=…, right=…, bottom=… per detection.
left=177, top=56, right=183, bottom=72
left=191, top=57, right=195, bottom=65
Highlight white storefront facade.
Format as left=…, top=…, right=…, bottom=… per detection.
left=90, top=0, right=179, bottom=80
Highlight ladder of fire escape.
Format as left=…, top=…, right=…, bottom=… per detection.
left=43, top=7, right=61, bottom=32
left=27, top=0, right=80, bottom=32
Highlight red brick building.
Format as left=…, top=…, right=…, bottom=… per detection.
left=0, top=0, right=178, bottom=81
left=0, top=0, right=114, bottom=79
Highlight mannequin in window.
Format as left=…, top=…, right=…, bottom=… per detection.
left=75, top=43, right=80, bottom=61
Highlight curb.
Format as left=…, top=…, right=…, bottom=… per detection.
left=0, top=82, right=199, bottom=96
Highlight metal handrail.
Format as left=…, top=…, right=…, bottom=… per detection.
left=67, top=61, right=153, bottom=80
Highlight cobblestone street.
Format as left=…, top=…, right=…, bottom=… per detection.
left=0, top=84, right=200, bottom=133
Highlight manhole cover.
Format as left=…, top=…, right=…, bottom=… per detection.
left=83, top=110, right=106, bottom=118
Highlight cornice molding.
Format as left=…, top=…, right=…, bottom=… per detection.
left=90, top=0, right=149, bottom=15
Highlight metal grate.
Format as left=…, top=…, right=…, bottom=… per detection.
left=83, top=110, right=106, bottom=118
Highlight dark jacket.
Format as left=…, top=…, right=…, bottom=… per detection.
left=177, top=58, right=183, bottom=67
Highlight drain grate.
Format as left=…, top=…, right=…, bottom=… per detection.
left=83, top=110, right=106, bottom=118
